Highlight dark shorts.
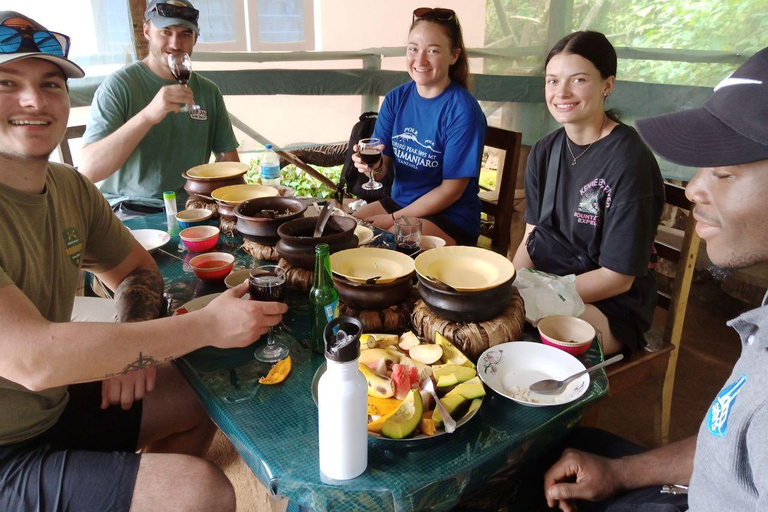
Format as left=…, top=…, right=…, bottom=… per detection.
left=378, top=196, right=478, bottom=246
left=0, top=381, right=143, bottom=512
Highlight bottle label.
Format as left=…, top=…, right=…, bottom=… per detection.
left=261, top=163, right=280, bottom=180
left=324, top=300, right=339, bottom=323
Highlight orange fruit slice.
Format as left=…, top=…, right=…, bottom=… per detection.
left=258, top=357, right=292, bottom=385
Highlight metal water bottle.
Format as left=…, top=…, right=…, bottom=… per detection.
left=309, top=244, right=339, bottom=354
left=318, top=316, right=367, bottom=480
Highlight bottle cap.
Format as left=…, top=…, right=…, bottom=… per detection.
left=324, top=316, right=362, bottom=363
left=265, top=144, right=273, bottom=150
left=163, top=191, right=176, bottom=200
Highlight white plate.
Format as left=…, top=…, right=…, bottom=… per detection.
left=354, top=225, right=374, bottom=245
left=131, top=229, right=170, bottom=254
left=477, top=342, right=589, bottom=407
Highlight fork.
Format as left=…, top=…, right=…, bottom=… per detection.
left=420, top=378, right=457, bottom=433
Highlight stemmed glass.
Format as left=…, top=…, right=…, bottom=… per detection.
left=167, top=53, right=200, bottom=112
left=359, top=137, right=383, bottom=191
left=249, top=265, right=289, bottom=362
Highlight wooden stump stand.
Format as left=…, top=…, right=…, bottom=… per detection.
left=339, top=299, right=417, bottom=333
left=241, top=240, right=281, bottom=262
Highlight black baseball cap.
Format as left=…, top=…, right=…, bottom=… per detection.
left=636, top=47, right=768, bottom=167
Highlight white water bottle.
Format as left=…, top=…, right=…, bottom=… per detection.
left=318, top=317, right=367, bottom=480
left=260, top=144, right=281, bottom=187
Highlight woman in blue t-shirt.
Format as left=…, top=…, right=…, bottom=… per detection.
left=512, top=31, right=664, bottom=355
left=352, top=7, right=487, bottom=246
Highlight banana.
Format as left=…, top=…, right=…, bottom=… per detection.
left=359, top=348, right=401, bottom=368
left=358, top=363, right=395, bottom=398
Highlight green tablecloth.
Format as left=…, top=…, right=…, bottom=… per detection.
left=125, top=213, right=608, bottom=512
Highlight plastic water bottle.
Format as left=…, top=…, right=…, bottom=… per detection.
left=260, top=144, right=281, bottom=187
left=318, top=316, right=367, bottom=480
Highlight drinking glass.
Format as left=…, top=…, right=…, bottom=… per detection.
left=167, top=53, right=200, bottom=112
left=394, top=216, right=422, bottom=256
left=359, top=137, right=383, bottom=191
left=249, top=265, right=289, bottom=362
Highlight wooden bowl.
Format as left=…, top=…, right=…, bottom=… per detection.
left=276, top=216, right=358, bottom=270
left=234, top=197, right=307, bottom=246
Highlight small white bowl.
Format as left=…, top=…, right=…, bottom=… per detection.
left=420, top=235, right=446, bottom=250
left=224, top=268, right=252, bottom=289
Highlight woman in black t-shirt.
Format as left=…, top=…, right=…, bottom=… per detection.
left=512, top=31, right=664, bottom=355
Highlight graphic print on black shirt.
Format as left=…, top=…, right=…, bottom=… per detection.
left=575, top=178, right=614, bottom=227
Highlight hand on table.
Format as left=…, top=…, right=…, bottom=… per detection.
left=101, top=366, right=157, bottom=410
left=544, top=448, right=624, bottom=512
left=365, top=213, right=395, bottom=230
left=141, top=84, right=195, bottom=125
left=204, top=282, right=287, bottom=349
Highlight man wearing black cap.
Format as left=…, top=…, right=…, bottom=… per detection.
left=79, top=0, right=240, bottom=212
left=544, top=47, right=768, bottom=512
left=0, top=11, right=286, bottom=511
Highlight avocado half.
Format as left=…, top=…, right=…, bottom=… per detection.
left=380, top=389, right=424, bottom=439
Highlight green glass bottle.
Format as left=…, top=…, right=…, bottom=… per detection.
left=310, top=243, right=339, bottom=354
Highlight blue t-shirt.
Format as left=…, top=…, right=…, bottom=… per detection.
left=373, top=81, right=487, bottom=238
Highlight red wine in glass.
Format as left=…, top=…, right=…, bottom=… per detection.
left=359, top=148, right=382, bottom=166
left=170, top=67, right=191, bottom=85
left=167, top=53, right=200, bottom=112
left=396, top=241, right=421, bottom=256
left=249, top=265, right=289, bottom=363
left=359, top=137, right=383, bottom=191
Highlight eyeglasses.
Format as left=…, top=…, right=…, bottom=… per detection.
left=412, top=7, right=456, bottom=23
left=0, top=26, right=70, bottom=57
left=151, top=3, right=200, bottom=24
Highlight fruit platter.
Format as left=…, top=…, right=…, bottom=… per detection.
left=312, top=331, right=486, bottom=441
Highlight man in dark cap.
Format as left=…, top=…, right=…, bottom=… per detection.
left=79, top=0, right=240, bottom=213
left=544, top=47, right=768, bottom=512
left=0, top=11, right=285, bottom=511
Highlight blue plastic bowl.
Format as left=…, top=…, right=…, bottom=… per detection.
left=176, top=209, right=213, bottom=229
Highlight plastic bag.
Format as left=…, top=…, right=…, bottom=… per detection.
left=514, top=269, right=585, bottom=325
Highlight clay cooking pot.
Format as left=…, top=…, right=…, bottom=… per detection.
left=333, top=272, right=415, bottom=310
left=182, top=171, right=246, bottom=201
left=235, top=197, right=307, bottom=246
left=276, top=216, right=358, bottom=269
left=416, top=274, right=514, bottom=323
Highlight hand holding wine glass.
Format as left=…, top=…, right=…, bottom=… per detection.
left=167, top=53, right=200, bottom=112
left=249, top=265, right=289, bottom=363
left=358, top=137, right=384, bottom=191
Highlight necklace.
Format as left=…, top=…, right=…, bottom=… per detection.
left=566, top=116, right=606, bottom=165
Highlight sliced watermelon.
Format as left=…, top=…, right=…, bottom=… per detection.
left=409, top=367, right=419, bottom=388
left=390, top=364, right=411, bottom=400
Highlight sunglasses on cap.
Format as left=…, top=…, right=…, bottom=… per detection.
left=0, top=25, right=70, bottom=57
left=150, top=3, right=199, bottom=24
left=412, top=7, right=456, bottom=23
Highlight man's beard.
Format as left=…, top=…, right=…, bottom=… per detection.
left=707, top=261, right=733, bottom=281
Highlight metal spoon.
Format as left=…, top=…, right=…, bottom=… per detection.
left=529, top=354, right=624, bottom=394
left=313, top=202, right=334, bottom=237
left=365, top=276, right=382, bottom=285
left=420, top=378, right=457, bottom=433
left=424, top=274, right=458, bottom=293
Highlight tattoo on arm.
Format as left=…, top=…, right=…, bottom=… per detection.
left=114, top=268, right=164, bottom=323
left=103, top=352, right=174, bottom=378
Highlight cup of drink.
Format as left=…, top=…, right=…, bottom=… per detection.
left=394, top=216, right=422, bottom=256
left=249, top=265, right=289, bottom=362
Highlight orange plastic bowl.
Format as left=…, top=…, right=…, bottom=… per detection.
left=189, top=252, right=234, bottom=282
left=538, top=315, right=596, bottom=356
left=180, top=225, right=219, bottom=252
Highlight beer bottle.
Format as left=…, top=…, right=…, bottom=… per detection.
left=310, top=243, right=339, bottom=354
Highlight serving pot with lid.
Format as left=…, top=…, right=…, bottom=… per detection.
left=235, top=197, right=307, bottom=246
left=276, top=216, right=358, bottom=269
left=416, top=274, right=515, bottom=323
left=333, top=272, right=415, bottom=310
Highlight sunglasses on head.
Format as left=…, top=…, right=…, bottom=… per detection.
left=151, top=3, right=200, bottom=24
left=412, top=7, right=456, bottom=23
left=0, top=25, right=70, bottom=57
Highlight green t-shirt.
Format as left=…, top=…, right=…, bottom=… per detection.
left=0, top=163, right=135, bottom=445
left=83, top=61, right=239, bottom=204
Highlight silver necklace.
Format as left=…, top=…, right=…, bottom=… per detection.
left=566, top=116, right=606, bottom=165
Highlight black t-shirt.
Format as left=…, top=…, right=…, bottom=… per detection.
left=524, top=124, right=665, bottom=346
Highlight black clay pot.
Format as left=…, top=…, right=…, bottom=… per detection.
left=182, top=171, right=246, bottom=201
left=235, top=197, right=307, bottom=246
left=416, top=274, right=515, bottom=323
left=333, top=271, right=415, bottom=310
left=276, top=216, right=358, bottom=269
left=215, top=200, right=237, bottom=221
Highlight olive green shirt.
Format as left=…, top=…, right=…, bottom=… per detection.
left=0, top=163, right=135, bottom=445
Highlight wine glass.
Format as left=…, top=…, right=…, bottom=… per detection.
left=249, top=265, right=289, bottom=362
left=167, top=53, right=200, bottom=112
left=359, top=137, right=383, bottom=191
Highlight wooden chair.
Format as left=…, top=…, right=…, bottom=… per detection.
left=478, top=126, right=523, bottom=255
left=58, top=125, right=86, bottom=167
left=584, top=182, right=701, bottom=446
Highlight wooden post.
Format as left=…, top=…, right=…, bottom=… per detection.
left=128, top=0, right=149, bottom=60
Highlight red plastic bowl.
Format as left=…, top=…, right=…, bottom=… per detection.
left=538, top=315, right=596, bottom=356
left=180, top=225, right=220, bottom=252
left=189, top=252, right=234, bottom=282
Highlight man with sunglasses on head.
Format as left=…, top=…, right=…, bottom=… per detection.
left=0, top=11, right=285, bottom=511
left=79, top=0, right=239, bottom=215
